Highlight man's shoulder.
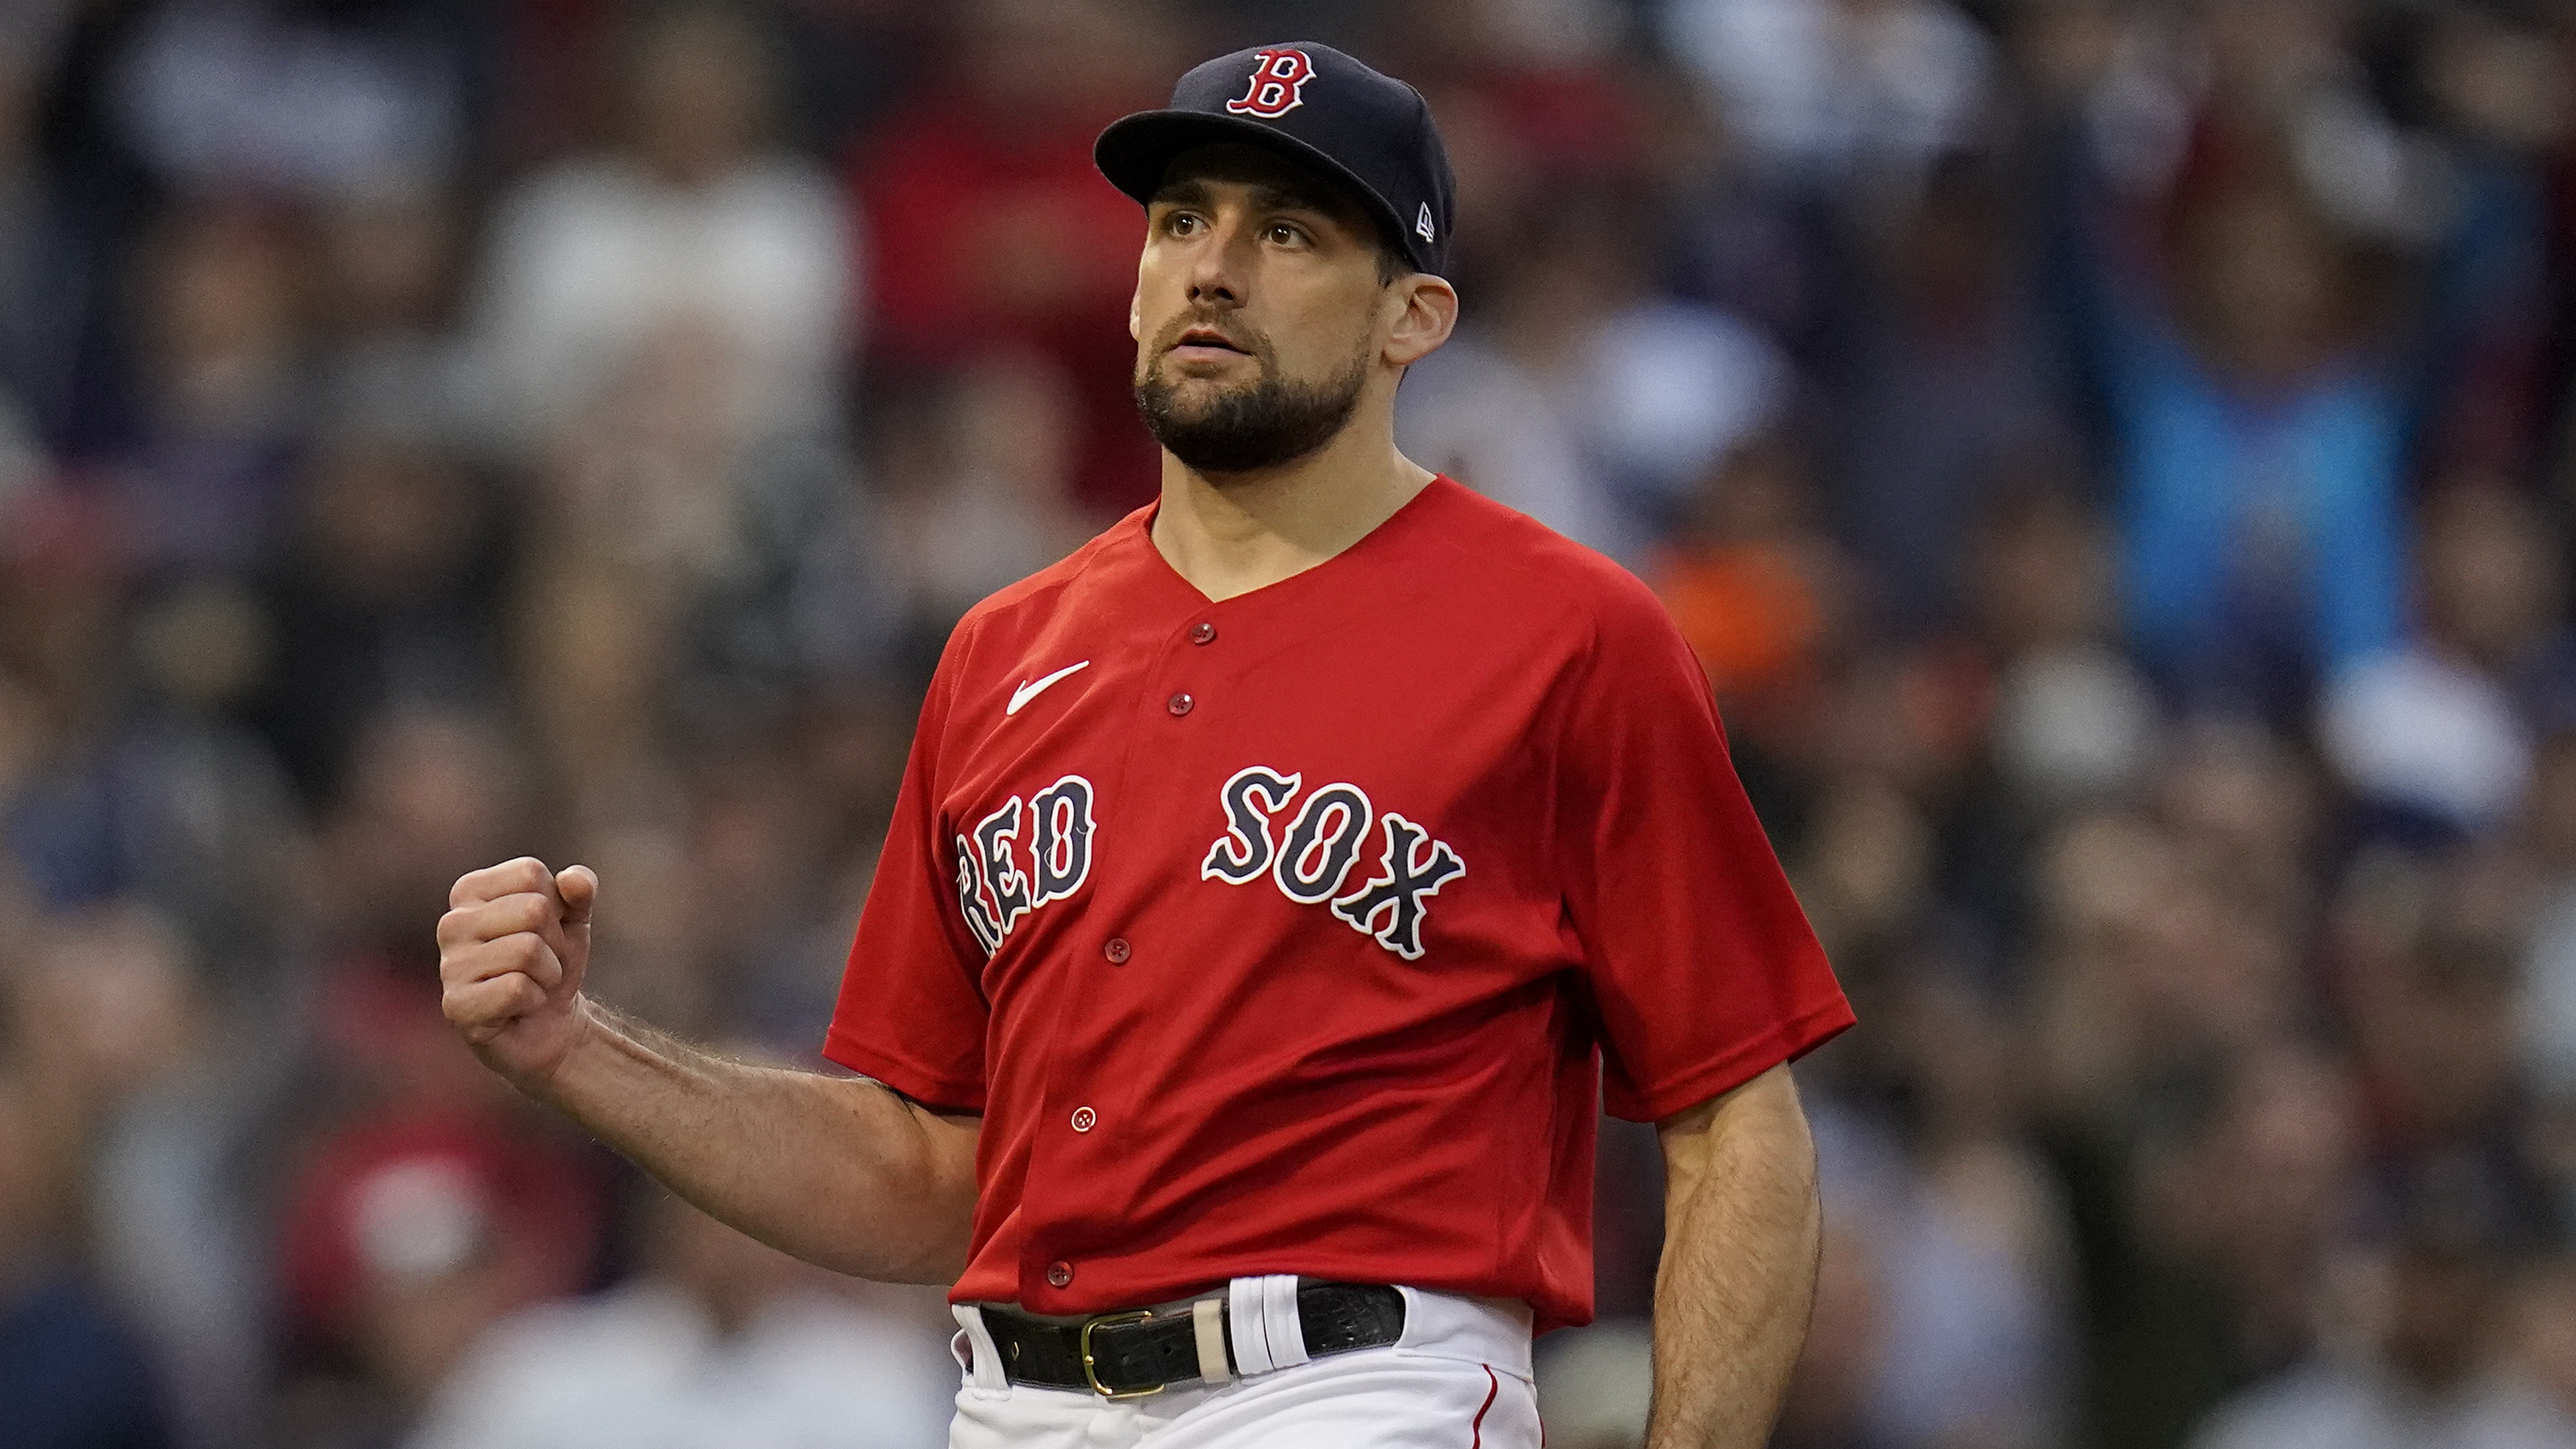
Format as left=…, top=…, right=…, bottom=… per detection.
left=1419, top=476, right=1680, bottom=657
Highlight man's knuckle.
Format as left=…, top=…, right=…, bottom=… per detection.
left=442, top=983, right=486, bottom=1022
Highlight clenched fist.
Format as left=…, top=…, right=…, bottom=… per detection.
left=437, top=857, right=598, bottom=1087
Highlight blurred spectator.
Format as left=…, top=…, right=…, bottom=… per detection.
left=2072, top=162, right=2409, bottom=718
left=510, top=557, right=682, bottom=837
left=16, top=900, right=278, bottom=1449
left=1534, top=1320, right=1654, bottom=1449
left=248, top=433, right=508, bottom=808
left=2072, top=1044, right=2359, bottom=1449
left=871, top=352, right=1118, bottom=648
left=850, top=0, right=1173, bottom=517
left=1626, top=59, right=1835, bottom=358
left=1807, top=977, right=2076, bottom=1449
left=109, top=0, right=470, bottom=198
left=113, top=199, right=312, bottom=577
left=270, top=861, right=608, bottom=1449
left=0, top=1, right=83, bottom=448
left=1392, top=323, right=1615, bottom=553
left=1387, top=0, right=1640, bottom=285
left=2522, top=1256, right=2576, bottom=1425
left=514, top=333, right=860, bottom=813
left=2186, top=1156, right=2576, bottom=1449
left=2324, top=480, right=2563, bottom=839
left=311, top=708, right=535, bottom=964
left=1658, top=0, right=1994, bottom=198
left=0, top=486, right=303, bottom=975
left=2033, top=785, right=2306, bottom=1137
left=2334, top=851, right=2555, bottom=1212
left=470, top=2, right=850, bottom=449
left=1972, top=476, right=2158, bottom=814
left=313, top=184, right=476, bottom=442
left=1648, top=430, right=1848, bottom=751
left=1401, top=188, right=1790, bottom=564
left=2524, top=731, right=2576, bottom=1100
left=0, top=1063, right=173, bottom=1449
left=271, top=1102, right=606, bottom=1449
left=1769, top=1216, right=1887, bottom=1449
left=407, top=1180, right=954, bottom=1449
left=115, top=576, right=306, bottom=968
left=0, top=488, right=125, bottom=904
left=1829, top=154, right=2071, bottom=631
left=564, top=737, right=859, bottom=1047
left=2402, top=5, right=2569, bottom=482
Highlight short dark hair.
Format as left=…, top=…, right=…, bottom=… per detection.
left=1375, top=238, right=1414, bottom=286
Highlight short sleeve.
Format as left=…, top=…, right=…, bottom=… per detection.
left=1554, top=580, right=1854, bottom=1123
left=822, top=632, right=993, bottom=1113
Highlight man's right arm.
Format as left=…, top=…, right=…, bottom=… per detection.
left=436, top=857, right=979, bottom=1284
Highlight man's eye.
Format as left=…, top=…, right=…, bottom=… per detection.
left=1267, top=223, right=1302, bottom=245
left=1167, top=213, right=1200, bottom=235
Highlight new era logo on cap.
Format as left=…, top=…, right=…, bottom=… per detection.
left=1094, top=42, right=1458, bottom=277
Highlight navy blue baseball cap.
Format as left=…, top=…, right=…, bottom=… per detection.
left=1095, top=42, right=1456, bottom=277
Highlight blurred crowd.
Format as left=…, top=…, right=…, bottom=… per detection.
left=5, top=0, right=2576, bottom=1446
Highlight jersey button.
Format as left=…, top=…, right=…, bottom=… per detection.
left=1167, top=692, right=1195, bottom=716
left=1102, top=937, right=1131, bottom=964
left=1070, top=1106, right=1097, bottom=1132
left=1047, top=1260, right=1074, bottom=1289
left=1189, top=621, right=1217, bottom=645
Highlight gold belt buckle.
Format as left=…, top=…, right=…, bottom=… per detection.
left=1079, top=1309, right=1163, bottom=1399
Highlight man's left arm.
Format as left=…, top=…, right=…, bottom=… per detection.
left=1644, top=1063, right=1821, bottom=1449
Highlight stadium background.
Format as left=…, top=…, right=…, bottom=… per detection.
left=3, top=0, right=2576, bottom=1445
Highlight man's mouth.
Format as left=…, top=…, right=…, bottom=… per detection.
left=1169, top=326, right=1251, bottom=357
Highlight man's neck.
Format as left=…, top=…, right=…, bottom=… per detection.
left=1149, top=415, right=1435, bottom=603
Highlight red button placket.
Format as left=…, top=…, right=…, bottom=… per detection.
left=1018, top=610, right=1220, bottom=1307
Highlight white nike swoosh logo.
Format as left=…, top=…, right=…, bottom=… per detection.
left=1006, top=661, right=1091, bottom=716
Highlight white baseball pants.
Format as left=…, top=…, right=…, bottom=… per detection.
left=945, top=1282, right=1541, bottom=1448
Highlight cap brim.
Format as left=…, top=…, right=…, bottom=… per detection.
left=1095, top=110, right=1417, bottom=270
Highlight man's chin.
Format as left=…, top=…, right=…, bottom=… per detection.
left=1138, top=372, right=1256, bottom=423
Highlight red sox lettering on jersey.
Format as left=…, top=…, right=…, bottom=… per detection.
left=1224, top=48, right=1316, bottom=117
left=1200, top=767, right=1464, bottom=959
left=826, top=477, right=1852, bottom=1336
left=956, top=765, right=1464, bottom=961
left=953, top=775, right=1096, bottom=957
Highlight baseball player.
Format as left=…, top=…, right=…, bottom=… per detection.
left=436, top=42, right=1853, bottom=1449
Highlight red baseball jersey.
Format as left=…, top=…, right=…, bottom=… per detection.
left=824, top=475, right=1851, bottom=1333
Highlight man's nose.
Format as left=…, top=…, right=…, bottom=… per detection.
left=1185, top=215, right=1254, bottom=306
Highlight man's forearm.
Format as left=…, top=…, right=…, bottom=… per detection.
left=1646, top=1064, right=1823, bottom=1449
left=529, top=997, right=980, bottom=1283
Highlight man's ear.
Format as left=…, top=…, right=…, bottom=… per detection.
left=1382, top=273, right=1458, bottom=368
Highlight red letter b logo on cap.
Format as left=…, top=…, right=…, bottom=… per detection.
left=1226, top=48, right=1315, bottom=117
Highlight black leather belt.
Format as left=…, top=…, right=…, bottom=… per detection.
left=979, top=1281, right=1405, bottom=1397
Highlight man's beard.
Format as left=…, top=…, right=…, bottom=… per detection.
left=1134, top=339, right=1370, bottom=476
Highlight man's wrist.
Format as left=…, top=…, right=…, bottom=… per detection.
left=511, top=992, right=610, bottom=1107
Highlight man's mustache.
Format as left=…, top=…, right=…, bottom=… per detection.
left=1152, top=313, right=1271, bottom=362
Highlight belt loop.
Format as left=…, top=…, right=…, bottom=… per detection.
left=1191, top=1297, right=1233, bottom=1383
left=1226, top=1276, right=1275, bottom=1375
left=954, top=1304, right=1009, bottom=1391
left=1260, top=1273, right=1309, bottom=1369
